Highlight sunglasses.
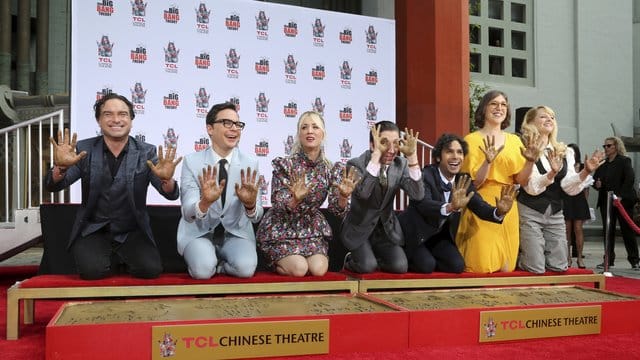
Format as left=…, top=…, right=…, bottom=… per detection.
left=602, top=144, right=614, bottom=149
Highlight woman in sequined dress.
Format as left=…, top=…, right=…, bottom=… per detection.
left=257, top=111, right=359, bottom=276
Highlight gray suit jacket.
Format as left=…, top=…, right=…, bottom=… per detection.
left=45, top=136, right=179, bottom=248
left=340, top=150, right=424, bottom=250
left=177, top=147, right=264, bottom=255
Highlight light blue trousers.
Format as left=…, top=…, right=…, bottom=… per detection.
left=182, top=232, right=257, bottom=279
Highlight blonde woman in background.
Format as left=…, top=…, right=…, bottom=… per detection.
left=593, top=136, right=639, bottom=269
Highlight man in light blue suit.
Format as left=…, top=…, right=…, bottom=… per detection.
left=177, top=102, right=263, bottom=279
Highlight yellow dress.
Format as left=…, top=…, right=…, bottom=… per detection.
left=455, top=131, right=526, bottom=273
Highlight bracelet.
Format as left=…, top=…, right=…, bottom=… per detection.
left=195, top=202, right=208, bottom=219
left=408, top=162, right=419, bottom=168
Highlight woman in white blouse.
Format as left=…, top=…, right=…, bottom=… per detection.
left=516, top=106, right=604, bottom=274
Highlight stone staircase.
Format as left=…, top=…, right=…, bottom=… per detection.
left=0, top=209, right=42, bottom=261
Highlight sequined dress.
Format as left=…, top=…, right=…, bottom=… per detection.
left=257, top=152, right=347, bottom=268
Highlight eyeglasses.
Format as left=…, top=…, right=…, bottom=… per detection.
left=488, top=101, right=508, bottom=108
left=602, top=144, right=614, bottom=149
left=213, top=119, right=245, bottom=130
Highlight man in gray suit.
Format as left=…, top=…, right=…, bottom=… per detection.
left=46, top=93, right=182, bottom=279
left=177, top=102, right=263, bottom=279
left=341, top=121, right=424, bottom=273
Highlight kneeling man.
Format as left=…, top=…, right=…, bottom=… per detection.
left=399, top=133, right=517, bottom=273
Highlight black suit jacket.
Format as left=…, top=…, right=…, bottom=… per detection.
left=594, top=154, right=637, bottom=209
left=45, top=136, right=180, bottom=248
left=399, top=165, right=501, bottom=253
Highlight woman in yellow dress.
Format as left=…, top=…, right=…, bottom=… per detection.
left=455, top=90, right=538, bottom=273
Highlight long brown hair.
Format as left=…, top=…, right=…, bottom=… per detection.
left=473, top=90, right=511, bottom=130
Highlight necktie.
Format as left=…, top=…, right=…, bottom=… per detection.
left=379, top=165, right=388, bottom=188
left=218, top=159, right=228, bottom=206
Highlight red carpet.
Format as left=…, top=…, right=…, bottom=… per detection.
left=1, top=267, right=640, bottom=360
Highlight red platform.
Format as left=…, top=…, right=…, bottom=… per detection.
left=19, top=271, right=350, bottom=288
left=45, top=294, right=409, bottom=360
left=44, top=286, right=640, bottom=359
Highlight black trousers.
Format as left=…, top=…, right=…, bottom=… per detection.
left=408, top=229, right=465, bottom=274
left=71, top=228, right=163, bottom=279
left=600, top=204, right=639, bottom=266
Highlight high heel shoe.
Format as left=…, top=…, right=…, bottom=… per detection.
left=577, top=259, right=585, bottom=269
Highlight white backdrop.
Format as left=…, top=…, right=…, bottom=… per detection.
left=71, top=0, right=396, bottom=205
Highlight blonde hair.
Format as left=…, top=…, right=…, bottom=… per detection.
left=605, top=136, right=626, bottom=156
left=291, top=111, right=331, bottom=165
left=520, top=105, right=566, bottom=157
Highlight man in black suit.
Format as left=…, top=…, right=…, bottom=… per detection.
left=399, top=133, right=517, bottom=273
left=46, top=93, right=182, bottom=279
left=593, top=136, right=639, bottom=269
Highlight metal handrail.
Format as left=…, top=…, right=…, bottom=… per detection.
left=417, top=138, right=434, bottom=167
left=395, top=138, right=433, bottom=210
left=0, top=110, right=65, bottom=223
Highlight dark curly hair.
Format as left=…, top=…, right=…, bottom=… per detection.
left=432, top=133, right=468, bottom=164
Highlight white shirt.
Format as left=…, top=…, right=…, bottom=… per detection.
left=524, top=146, right=593, bottom=196
left=366, top=161, right=421, bottom=181
left=194, top=149, right=236, bottom=219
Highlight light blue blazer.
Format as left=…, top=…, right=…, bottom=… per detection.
left=177, top=147, right=263, bottom=255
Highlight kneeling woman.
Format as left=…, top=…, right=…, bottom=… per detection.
left=256, top=111, right=358, bottom=276
left=517, top=106, right=603, bottom=274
